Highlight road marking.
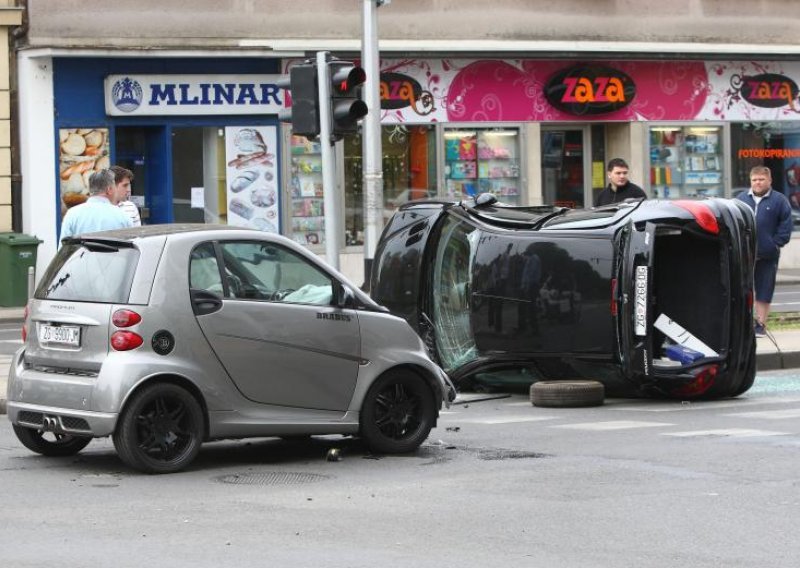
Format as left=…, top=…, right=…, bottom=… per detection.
left=0, top=339, right=22, bottom=344
left=617, top=395, right=800, bottom=412
left=725, top=408, right=800, bottom=419
left=552, top=420, right=674, bottom=431
left=449, top=415, right=560, bottom=424
left=663, top=428, right=789, bottom=438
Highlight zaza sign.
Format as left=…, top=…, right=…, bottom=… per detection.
left=544, top=65, right=636, bottom=115
left=104, top=74, right=285, bottom=116
left=732, top=73, right=800, bottom=110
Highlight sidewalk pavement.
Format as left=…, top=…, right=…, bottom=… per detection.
left=3, top=294, right=800, bottom=414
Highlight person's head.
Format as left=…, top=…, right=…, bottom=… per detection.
left=750, top=165, right=772, bottom=196
left=606, top=158, right=630, bottom=189
left=110, top=165, right=135, bottom=200
left=88, top=169, right=126, bottom=205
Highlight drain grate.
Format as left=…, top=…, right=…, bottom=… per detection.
left=216, top=471, right=332, bottom=485
left=477, top=450, right=551, bottom=461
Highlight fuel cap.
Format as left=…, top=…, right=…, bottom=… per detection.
left=151, top=330, right=175, bottom=356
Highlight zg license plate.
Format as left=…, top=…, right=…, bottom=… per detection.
left=39, top=324, right=81, bottom=347
left=634, top=265, right=648, bottom=336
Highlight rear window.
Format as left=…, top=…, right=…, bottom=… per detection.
left=35, top=243, right=140, bottom=303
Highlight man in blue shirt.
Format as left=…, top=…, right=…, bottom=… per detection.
left=61, top=169, right=133, bottom=240
left=736, top=166, right=793, bottom=337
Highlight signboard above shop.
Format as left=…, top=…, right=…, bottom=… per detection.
left=104, top=74, right=284, bottom=116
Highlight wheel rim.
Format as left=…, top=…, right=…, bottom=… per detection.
left=373, top=383, right=422, bottom=440
left=135, top=394, right=195, bottom=463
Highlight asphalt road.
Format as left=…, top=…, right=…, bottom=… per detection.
left=0, top=322, right=22, bottom=357
left=1, top=370, right=799, bottom=567
left=771, top=283, right=800, bottom=312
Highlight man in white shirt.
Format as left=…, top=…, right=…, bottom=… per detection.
left=60, top=169, right=133, bottom=240
left=111, top=165, right=142, bottom=227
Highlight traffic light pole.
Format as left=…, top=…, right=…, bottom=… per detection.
left=316, top=51, right=341, bottom=269
left=361, top=0, right=386, bottom=290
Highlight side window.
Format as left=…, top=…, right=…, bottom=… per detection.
left=218, top=241, right=334, bottom=305
left=189, top=242, right=224, bottom=295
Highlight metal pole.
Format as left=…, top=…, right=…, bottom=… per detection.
left=27, top=266, right=34, bottom=299
left=317, top=50, right=340, bottom=269
left=361, top=0, right=385, bottom=288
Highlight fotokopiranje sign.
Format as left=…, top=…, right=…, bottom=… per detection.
left=104, top=74, right=285, bottom=116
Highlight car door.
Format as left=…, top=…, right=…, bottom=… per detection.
left=190, top=240, right=360, bottom=411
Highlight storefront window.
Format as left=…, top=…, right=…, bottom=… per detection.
left=648, top=125, right=724, bottom=199
left=288, top=135, right=325, bottom=246
left=730, top=122, right=800, bottom=203
left=342, top=125, right=437, bottom=247
left=444, top=127, right=522, bottom=204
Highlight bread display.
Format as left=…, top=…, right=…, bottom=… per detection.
left=59, top=128, right=110, bottom=207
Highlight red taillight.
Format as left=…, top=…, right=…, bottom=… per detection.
left=673, top=200, right=720, bottom=235
left=672, top=364, right=718, bottom=398
left=746, top=289, right=754, bottom=310
left=610, top=278, right=618, bottom=316
left=110, top=331, right=143, bottom=351
left=21, top=303, right=29, bottom=342
left=112, top=309, right=142, bottom=328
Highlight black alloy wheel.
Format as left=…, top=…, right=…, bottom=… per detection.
left=360, top=369, right=436, bottom=454
left=113, top=383, right=204, bottom=474
left=12, top=425, right=91, bottom=457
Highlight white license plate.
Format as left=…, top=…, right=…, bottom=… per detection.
left=38, top=324, right=81, bottom=347
left=634, top=265, right=648, bottom=336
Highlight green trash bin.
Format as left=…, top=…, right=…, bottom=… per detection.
left=0, top=232, right=43, bottom=307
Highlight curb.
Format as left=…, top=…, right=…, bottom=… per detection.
left=0, top=398, right=5, bottom=415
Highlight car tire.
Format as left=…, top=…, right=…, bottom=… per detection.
left=113, top=383, right=204, bottom=474
left=12, top=425, right=92, bottom=457
left=530, top=380, right=605, bottom=408
left=360, top=369, right=436, bottom=454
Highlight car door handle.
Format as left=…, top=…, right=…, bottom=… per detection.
left=190, top=289, right=223, bottom=316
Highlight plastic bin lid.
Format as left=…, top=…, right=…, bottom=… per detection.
left=0, top=232, right=43, bottom=246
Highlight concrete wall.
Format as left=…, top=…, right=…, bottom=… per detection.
left=21, top=0, right=800, bottom=49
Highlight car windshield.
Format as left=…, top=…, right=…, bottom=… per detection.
left=35, top=243, right=140, bottom=304
left=431, top=216, right=480, bottom=371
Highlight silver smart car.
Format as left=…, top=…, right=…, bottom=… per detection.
left=7, top=225, right=454, bottom=473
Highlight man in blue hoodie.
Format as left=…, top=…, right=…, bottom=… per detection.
left=736, top=166, right=793, bottom=337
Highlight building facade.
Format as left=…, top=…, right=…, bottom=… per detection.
left=12, top=0, right=800, bottom=282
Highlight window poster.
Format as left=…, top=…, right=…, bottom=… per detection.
left=224, top=126, right=280, bottom=233
left=58, top=128, right=110, bottom=214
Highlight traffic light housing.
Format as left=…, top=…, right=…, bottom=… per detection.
left=277, top=63, right=320, bottom=138
left=328, top=61, right=368, bottom=140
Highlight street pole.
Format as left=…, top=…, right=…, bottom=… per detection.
left=317, top=50, right=340, bottom=269
left=361, top=0, right=386, bottom=289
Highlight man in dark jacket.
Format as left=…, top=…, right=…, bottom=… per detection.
left=594, top=158, right=647, bottom=206
left=736, top=166, right=793, bottom=337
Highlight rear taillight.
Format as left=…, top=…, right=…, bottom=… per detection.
left=746, top=289, right=754, bottom=311
left=673, top=200, right=720, bottom=235
left=112, top=309, right=142, bottom=327
left=21, top=303, right=29, bottom=342
left=671, top=364, right=718, bottom=398
left=110, top=331, right=143, bottom=351
left=610, top=278, right=618, bottom=316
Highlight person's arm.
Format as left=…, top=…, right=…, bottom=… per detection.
left=774, top=199, right=794, bottom=248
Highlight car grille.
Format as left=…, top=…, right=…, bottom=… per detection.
left=16, top=411, right=91, bottom=433
left=27, top=363, right=98, bottom=378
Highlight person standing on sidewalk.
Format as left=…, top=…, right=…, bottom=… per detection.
left=111, top=165, right=142, bottom=227
left=594, top=158, right=647, bottom=206
left=60, top=169, right=133, bottom=240
left=736, top=165, right=793, bottom=337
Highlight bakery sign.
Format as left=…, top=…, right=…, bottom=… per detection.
left=544, top=65, right=636, bottom=115
left=104, top=74, right=285, bottom=116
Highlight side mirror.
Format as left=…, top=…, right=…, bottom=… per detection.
left=333, top=281, right=356, bottom=309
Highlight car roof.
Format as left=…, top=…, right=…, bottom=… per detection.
left=62, top=223, right=259, bottom=243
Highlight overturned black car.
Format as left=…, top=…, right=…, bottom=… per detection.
left=369, top=195, right=757, bottom=399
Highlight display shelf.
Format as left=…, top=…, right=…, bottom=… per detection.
left=444, top=128, right=522, bottom=203
left=649, top=126, right=723, bottom=200
left=289, top=135, right=325, bottom=246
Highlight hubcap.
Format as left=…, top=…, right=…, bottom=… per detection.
left=136, top=395, right=191, bottom=461
left=374, top=383, right=421, bottom=440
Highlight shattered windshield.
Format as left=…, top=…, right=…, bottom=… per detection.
left=432, top=216, right=480, bottom=372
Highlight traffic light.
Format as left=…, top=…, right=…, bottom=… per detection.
left=277, top=63, right=320, bottom=138
left=327, top=61, right=368, bottom=140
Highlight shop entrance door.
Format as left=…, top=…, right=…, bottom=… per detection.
left=541, top=127, right=590, bottom=208
left=115, top=126, right=169, bottom=224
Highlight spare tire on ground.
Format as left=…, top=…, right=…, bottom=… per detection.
left=530, top=380, right=605, bottom=408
